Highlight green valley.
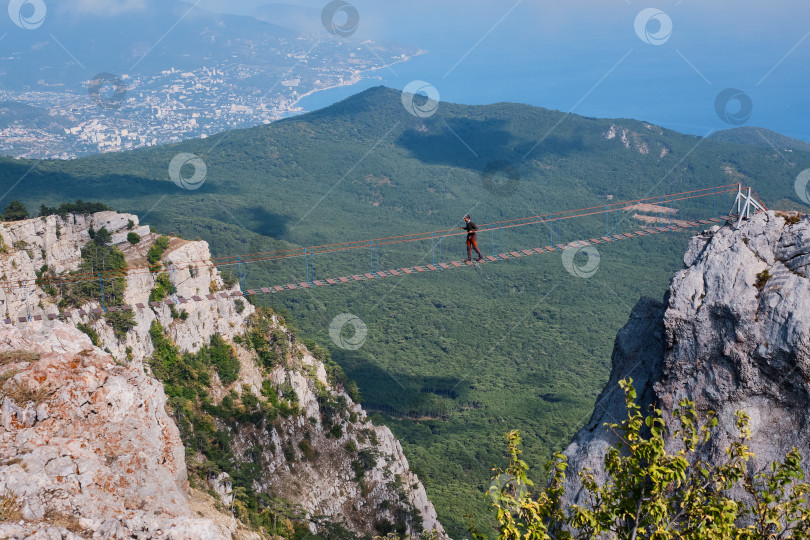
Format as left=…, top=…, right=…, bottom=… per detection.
left=1, top=87, right=808, bottom=536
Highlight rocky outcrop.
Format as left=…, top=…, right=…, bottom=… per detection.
left=0, top=321, right=241, bottom=539
left=114, top=233, right=254, bottom=363
left=0, top=212, right=445, bottom=537
left=603, top=123, right=670, bottom=157
left=223, top=317, right=444, bottom=536
left=0, top=212, right=254, bottom=366
left=0, top=212, right=128, bottom=323
left=561, top=211, right=810, bottom=505
left=560, top=296, right=667, bottom=506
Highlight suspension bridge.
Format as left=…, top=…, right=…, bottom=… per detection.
left=2, top=183, right=766, bottom=325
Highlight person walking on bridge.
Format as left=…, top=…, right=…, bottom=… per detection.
left=460, top=214, right=484, bottom=262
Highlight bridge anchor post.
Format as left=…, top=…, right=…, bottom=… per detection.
left=730, top=184, right=766, bottom=229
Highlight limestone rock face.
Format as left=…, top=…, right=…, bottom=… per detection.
left=0, top=212, right=254, bottom=366
left=105, top=233, right=255, bottom=364
left=242, top=328, right=446, bottom=536
left=0, top=321, right=232, bottom=539
left=559, top=296, right=666, bottom=506
left=0, top=212, right=445, bottom=537
left=0, top=213, right=122, bottom=323
left=561, top=211, right=810, bottom=505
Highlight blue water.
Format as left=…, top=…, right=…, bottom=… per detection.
left=300, top=49, right=809, bottom=143
left=297, top=3, right=810, bottom=143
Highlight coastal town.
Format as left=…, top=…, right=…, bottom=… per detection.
left=0, top=39, right=421, bottom=159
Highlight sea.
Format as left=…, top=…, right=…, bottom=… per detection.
left=296, top=26, right=810, bottom=144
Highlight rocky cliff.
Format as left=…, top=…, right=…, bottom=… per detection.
left=220, top=314, right=444, bottom=536
left=0, top=321, right=247, bottom=539
left=0, top=212, right=445, bottom=538
left=562, top=210, right=810, bottom=505
left=0, top=211, right=252, bottom=364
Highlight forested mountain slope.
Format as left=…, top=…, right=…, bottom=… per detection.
left=1, top=86, right=808, bottom=534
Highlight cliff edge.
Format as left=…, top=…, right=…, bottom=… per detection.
left=0, top=211, right=445, bottom=538
left=0, top=321, right=241, bottom=539
left=562, top=210, right=810, bottom=505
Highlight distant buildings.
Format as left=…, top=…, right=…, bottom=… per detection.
left=0, top=39, right=420, bottom=159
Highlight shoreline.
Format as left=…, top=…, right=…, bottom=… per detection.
left=283, top=49, right=427, bottom=115
left=0, top=50, right=427, bottom=160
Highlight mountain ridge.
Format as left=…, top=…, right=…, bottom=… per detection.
left=709, top=126, right=810, bottom=153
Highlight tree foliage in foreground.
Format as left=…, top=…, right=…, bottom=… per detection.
left=476, top=378, right=810, bottom=539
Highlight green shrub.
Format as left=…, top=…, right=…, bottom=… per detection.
left=283, top=441, right=296, bottom=462
left=147, top=320, right=179, bottom=380
left=221, top=270, right=238, bottom=289
left=261, top=380, right=279, bottom=404
left=104, top=310, right=136, bottom=340
left=39, top=200, right=111, bottom=217
left=755, top=269, right=772, bottom=290
left=3, top=201, right=28, bottom=221
left=278, top=399, right=299, bottom=418
left=298, top=438, right=317, bottom=461
left=93, top=227, right=112, bottom=246
left=76, top=322, right=100, bottom=347
left=210, top=333, right=240, bottom=385
left=241, top=385, right=259, bottom=411
left=149, top=273, right=175, bottom=303
left=351, top=460, right=364, bottom=481
left=242, top=311, right=285, bottom=369
left=147, top=236, right=170, bottom=270
left=477, top=379, right=810, bottom=540
left=127, top=232, right=141, bottom=244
